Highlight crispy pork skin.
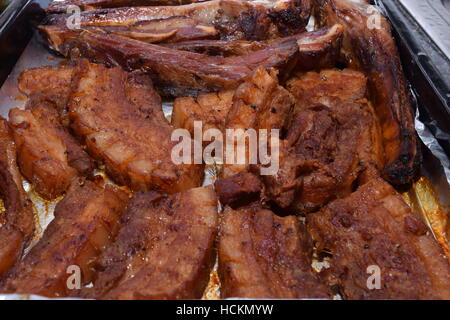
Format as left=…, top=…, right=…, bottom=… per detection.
left=315, top=0, right=420, bottom=185
left=9, top=98, right=94, bottom=200
left=68, top=60, right=203, bottom=192
left=219, top=203, right=330, bottom=298
left=307, top=178, right=450, bottom=300
left=43, top=28, right=299, bottom=97
left=0, top=118, right=35, bottom=279
left=45, top=0, right=310, bottom=40
left=172, top=90, right=234, bottom=134
left=0, top=178, right=128, bottom=297
left=18, top=66, right=74, bottom=124
left=80, top=186, right=217, bottom=300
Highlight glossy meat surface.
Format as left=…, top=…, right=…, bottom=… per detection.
left=81, top=186, right=217, bottom=300
left=307, top=178, right=450, bottom=299
left=315, top=0, right=420, bottom=184
left=0, top=179, right=128, bottom=297
left=219, top=203, right=330, bottom=298
left=68, top=60, right=203, bottom=193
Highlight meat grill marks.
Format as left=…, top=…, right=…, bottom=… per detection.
left=80, top=186, right=217, bottom=300
left=9, top=97, right=94, bottom=200
left=68, top=60, right=203, bottom=193
left=43, top=28, right=299, bottom=97
left=219, top=203, right=330, bottom=299
left=0, top=178, right=128, bottom=297
left=314, top=0, right=420, bottom=185
left=307, top=178, right=450, bottom=300
left=0, top=118, right=35, bottom=279
left=45, top=0, right=311, bottom=40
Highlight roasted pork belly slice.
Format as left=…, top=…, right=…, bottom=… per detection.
left=315, top=0, right=420, bottom=185
left=45, top=0, right=311, bottom=39
left=219, top=203, right=330, bottom=298
left=172, top=89, right=234, bottom=134
left=214, top=171, right=262, bottom=209
left=0, top=178, right=128, bottom=297
left=0, top=118, right=35, bottom=279
left=43, top=28, right=299, bottom=97
left=9, top=97, right=94, bottom=200
left=68, top=60, right=203, bottom=192
left=80, top=186, right=217, bottom=300
left=18, top=66, right=74, bottom=124
left=307, top=178, right=450, bottom=300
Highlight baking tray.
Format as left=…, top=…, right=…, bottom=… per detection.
left=0, top=0, right=449, bottom=300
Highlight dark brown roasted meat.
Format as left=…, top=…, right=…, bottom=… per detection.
left=0, top=117, right=35, bottom=279
left=307, top=178, right=450, bottom=300
left=314, top=0, right=420, bottom=184
left=260, top=69, right=383, bottom=211
left=0, top=178, right=128, bottom=297
left=80, top=186, right=217, bottom=300
left=219, top=203, right=331, bottom=298
left=214, top=171, right=262, bottom=209
left=45, top=0, right=311, bottom=40
left=9, top=97, right=94, bottom=200
left=43, top=28, right=299, bottom=96
left=68, top=60, right=203, bottom=192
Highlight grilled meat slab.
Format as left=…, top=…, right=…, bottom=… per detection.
left=0, top=118, right=35, bottom=279
left=214, top=171, right=262, bottom=208
left=45, top=0, right=311, bottom=40
left=0, top=179, right=128, bottom=297
left=262, top=69, right=383, bottom=211
left=43, top=28, right=299, bottom=96
left=307, top=178, right=450, bottom=300
left=219, top=203, right=330, bottom=298
left=68, top=60, right=203, bottom=192
left=9, top=98, right=94, bottom=200
left=81, top=186, right=217, bottom=300
left=314, top=0, right=420, bottom=185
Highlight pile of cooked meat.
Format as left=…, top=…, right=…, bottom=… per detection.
left=0, top=0, right=448, bottom=300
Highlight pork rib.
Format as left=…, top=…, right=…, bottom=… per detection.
left=307, top=178, right=450, bottom=299
left=80, top=186, right=217, bottom=300
left=219, top=203, right=330, bottom=298
left=0, top=178, right=128, bottom=297
left=314, top=0, right=420, bottom=185
left=68, top=60, right=203, bottom=192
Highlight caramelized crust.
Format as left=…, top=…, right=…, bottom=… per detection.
left=219, top=204, right=331, bottom=298
left=81, top=186, right=217, bottom=300
left=307, top=178, right=450, bottom=300
left=0, top=179, right=128, bottom=297
left=68, top=60, right=203, bottom=193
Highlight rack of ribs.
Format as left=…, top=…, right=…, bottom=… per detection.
left=0, top=178, right=129, bottom=297
left=218, top=203, right=331, bottom=298
left=79, top=186, right=217, bottom=300
left=314, top=0, right=421, bottom=185
left=0, top=118, right=35, bottom=279
left=307, top=177, right=450, bottom=299
left=68, top=60, right=203, bottom=192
